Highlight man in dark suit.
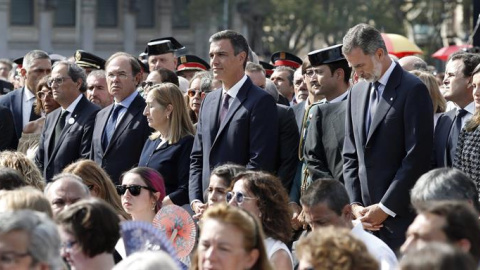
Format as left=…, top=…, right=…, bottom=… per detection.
left=245, top=62, right=299, bottom=192
left=0, top=105, right=16, bottom=151
left=303, top=44, right=351, bottom=184
left=189, top=30, right=278, bottom=214
left=90, top=52, right=150, bottom=184
left=433, top=52, right=480, bottom=168
left=0, top=50, right=51, bottom=147
left=35, top=61, right=100, bottom=181
left=342, top=24, right=433, bottom=250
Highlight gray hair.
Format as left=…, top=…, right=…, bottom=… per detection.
left=0, top=210, right=63, bottom=269
left=112, top=251, right=179, bottom=270
left=411, top=168, right=480, bottom=212
left=52, top=60, right=87, bottom=92
left=245, top=62, right=265, bottom=75
left=23, top=50, right=50, bottom=70
left=44, top=173, right=90, bottom=196
left=87, top=69, right=106, bottom=80
left=190, top=71, right=214, bottom=92
left=342, top=23, right=388, bottom=56
left=272, top=66, right=295, bottom=85
left=265, top=80, right=279, bottom=102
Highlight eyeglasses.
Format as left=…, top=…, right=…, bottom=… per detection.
left=141, top=81, right=156, bottom=89
left=107, top=72, right=129, bottom=80
left=304, top=68, right=323, bottom=78
left=47, top=77, right=72, bottom=87
left=60, top=240, right=77, bottom=252
left=187, top=89, right=207, bottom=98
left=116, top=185, right=156, bottom=196
left=226, top=191, right=257, bottom=204
left=0, top=251, right=30, bottom=265
left=37, top=91, right=53, bottom=99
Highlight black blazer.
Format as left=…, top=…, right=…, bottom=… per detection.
left=276, top=104, right=299, bottom=191
left=139, top=135, right=194, bottom=206
left=432, top=109, right=456, bottom=167
left=189, top=77, right=279, bottom=202
left=35, top=95, right=100, bottom=181
left=304, top=100, right=347, bottom=183
left=292, top=101, right=306, bottom=133
left=343, top=64, right=433, bottom=246
left=90, top=93, right=150, bottom=184
left=0, top=87, right=27, bottom=145
left=0, top=105, right=16, bottom=151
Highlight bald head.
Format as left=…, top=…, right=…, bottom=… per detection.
left=399, top=56, right=428, bottom=72
left=44, top=173, right=90, bottom=217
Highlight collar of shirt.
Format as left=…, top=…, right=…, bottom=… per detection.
left=63, top=94, right=83, bottom=124
left=223, top=74, right=247, bottom=99
left=116, top=90, right=138, bottom=109
left=329, top=90, right=349, bottom=103
left=23, top=86, right=35, bottom=101
left=375, top=60, right=396, bottom=97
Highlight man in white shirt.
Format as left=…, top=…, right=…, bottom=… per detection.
left=301, top=179, right=398, bottom=270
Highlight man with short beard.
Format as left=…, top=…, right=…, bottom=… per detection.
left=86, top=70, right=113, bottom=108
left=342, top=23, right=433, bottom=250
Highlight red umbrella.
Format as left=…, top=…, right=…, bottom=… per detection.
left=381, top=33, right=422, bottom=58
left=432, top=44, right=472, bottom=61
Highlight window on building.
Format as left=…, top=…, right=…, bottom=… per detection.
left=136, top=0, right=155, bottom=28
left=54, top=0, right=76, bottom=26
left=172, top=0, right=190, bottom=29
left=11, top=0, right=34, bottom=26
left=97, top=0, right=118, bottom=27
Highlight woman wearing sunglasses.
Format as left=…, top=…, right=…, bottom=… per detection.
left=139, top=83, right=195, bottom=207
left=117, top=167, right=166, bottom=222
left=17, top=76, right=60, bottom=159
left=185, top=71, right=218, bottom=125
left=141, top=68, right=179, bottom=97
left=228, top=171, right=293, bottom=270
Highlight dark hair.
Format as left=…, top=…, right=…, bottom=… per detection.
left=56, top=198, right=120, bottom=257
left=211, top=163, right=246, bottom=188
left=151, top=68, right=179, bottom=87
left=342, top=23, right=388, bottom=56
left=209, top=30, right=249, bottom=69
left=327, top=60, right=352, bottom=84
left=34, top=76, right=52, bottom=115
left=231, top=171, right=292, bottom=243
left=120, top=167, right=166, bottom=212
left=399, top=242, right=476, bottom=270
left=448, top=52, right=480, bottom=78
left=52, top=60, right=87, bottom=92
left=0, top=167, right=26, bottom=190
left=105, top=52, right=141, bottom=77
left=465, top=63, right=480, bottom=131
left=300, top=179, right=350, bottom=216
left=301, top=56, right=312, bottom=75
left=416, top=201, right=480, bottom=262
left=411, top=168, right=480, bottom=213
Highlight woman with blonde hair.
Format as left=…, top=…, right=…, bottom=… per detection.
left=140, top=82, right=195, bottom=206
left=0, top=186, right=53, bottom=217
left=410, top=70, right=447, bottom=126
left=0, top=150, right=44, bottom=190
left=296, top=226, right=378, bottom=270
left=63, top=159, right=129, bottom=220
left=191, top=204, right=272, bottom=270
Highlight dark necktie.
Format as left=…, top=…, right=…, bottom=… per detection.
left=54, top=110, right=69, bottom=146
left=29, top=100, right=40, bottom=121
left=219, top=93, right=231, bottom=124
left=102, top=104, right=123, bottom=150
left=366, top=81, right=381, bottom=135
left=447, top=108, right=468, bottom=166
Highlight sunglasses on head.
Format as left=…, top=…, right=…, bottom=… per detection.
left=116, top=185, right=156, bottom=196
left=226, top=191, right=257, bottom=204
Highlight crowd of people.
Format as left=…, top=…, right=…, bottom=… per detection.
left=0, top=22, right=478, bottom=269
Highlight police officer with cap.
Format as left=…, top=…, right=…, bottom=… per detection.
left=75, top=50, right=106, bottom=75
left=176, top=54, right=210, bottom=81
left=271, top=51, right=303, bottom=69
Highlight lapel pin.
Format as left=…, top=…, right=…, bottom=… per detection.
left=390, top=97, right=393, bottom=101
left=68, top=117, right=75, bottom=125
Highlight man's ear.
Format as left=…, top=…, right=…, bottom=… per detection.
left=20, top=68, right=27, bottom=78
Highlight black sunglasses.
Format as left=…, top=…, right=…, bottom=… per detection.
left=116, top=185, right=156, bottom=196
left=226, top=191, right=257, bottom=204
left=141, top=81, right=156, bottom=89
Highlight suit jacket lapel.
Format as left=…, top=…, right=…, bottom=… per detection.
left=207, top=89, right=222, bottom=141
left=46, top=108, right=61, bottom=161
left=213, top=79, right=250, bottom=144
left=105, top=95, right=142, bottom=153
left=366, top=66, right=401, bottom=143
left=13, top=89, right=24, bottom=136
left=356, top=82, right=370, bottom=145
